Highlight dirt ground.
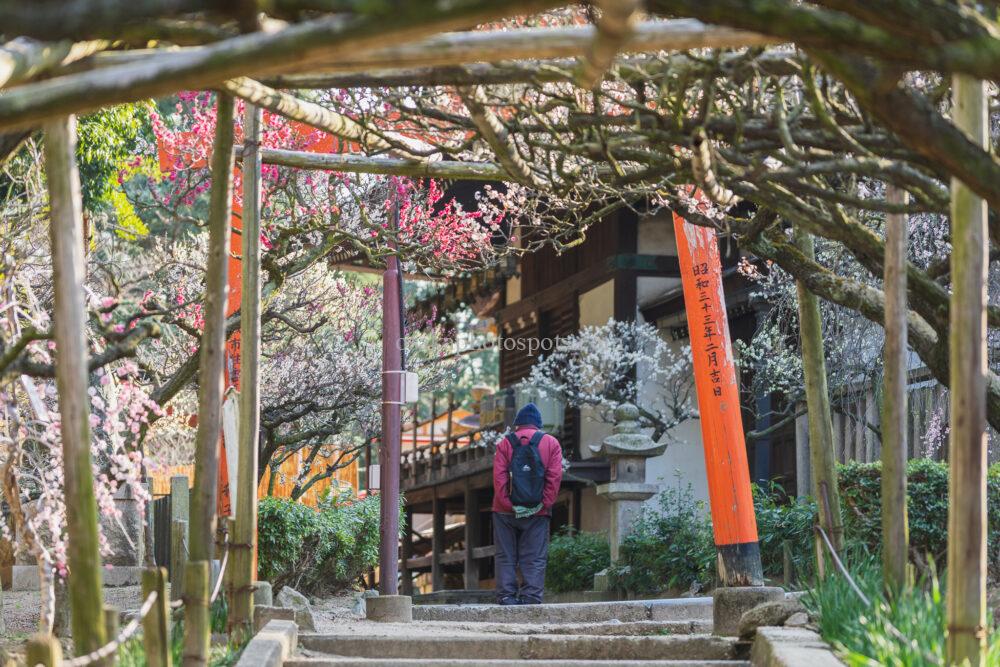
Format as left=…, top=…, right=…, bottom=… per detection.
left=1, top=585, right=148, bottom=663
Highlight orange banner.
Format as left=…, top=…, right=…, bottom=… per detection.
left=672, top=211, right=758, bottom=547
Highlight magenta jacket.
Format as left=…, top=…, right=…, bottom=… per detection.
left=492, top=426, right=563, bottom=516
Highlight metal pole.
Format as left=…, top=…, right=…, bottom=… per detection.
left=379, top=199, right=403, bottom=595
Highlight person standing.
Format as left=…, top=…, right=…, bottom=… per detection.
left=492, top=402, right=563, bottom=605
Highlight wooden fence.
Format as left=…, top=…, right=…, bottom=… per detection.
left=831, top=375, right=998, bottom=464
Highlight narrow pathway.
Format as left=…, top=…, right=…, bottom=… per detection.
left=296, top=598, right=750, bottom=666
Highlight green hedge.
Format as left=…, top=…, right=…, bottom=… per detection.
left=608, top=460, right=1000, bottom=595
left=545, top=530, right=611, bottom=593
left=257, top=487, right=387, bottom=595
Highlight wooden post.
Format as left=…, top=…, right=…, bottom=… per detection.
left=26, top=634, right=62, bottom=667
left=170, top=519, right=187, bottom=603
left=463, top=482, right=481, bottom=590
left=794, top=229, right=844, bottom=552
left=187, top=94, right=236, bottom=654
left=43, top=115, right=107, bottom=656
left=102, top=606, right=119, bottom=667
left=946, top=74, right=989, bottom=667
left=142, top=568, right=172, bottom=667
left=401, top=508, right=414, bottom=596
left=672, top=212, right=762, bottom=585
left=882, top=185, right=909, bottom=594
left=182, top=561, right=210, bottom=667
left=431, top=495, right=445, bottom=591
left=230, top=101, right=261, bottom=644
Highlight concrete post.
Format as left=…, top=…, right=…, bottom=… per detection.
left=170, top=476, right=189, bottom=531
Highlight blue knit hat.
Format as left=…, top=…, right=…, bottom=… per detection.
left=514, top=402, right=543, bottom=428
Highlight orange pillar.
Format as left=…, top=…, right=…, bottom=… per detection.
left=673, top=211, right=763, bottom=586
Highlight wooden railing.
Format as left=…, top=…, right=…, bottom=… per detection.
left=400, top=420, right=502, bottom=490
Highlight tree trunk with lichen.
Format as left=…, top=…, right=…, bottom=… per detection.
left=946, top=73, right=988, bottom=667
left=793, top=229, right=844, bottom=553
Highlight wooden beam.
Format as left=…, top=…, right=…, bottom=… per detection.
left=44, top=114, right=107, bottom=657
left=188, top=92, right=235, bottom=561
left=431, top=496, right=445, bottom=591
left=237, top=145, right=509, bottom=181
left=276, top=19, right=778, bottom=80
left=0, top=0, right=563, bottom=131
left=463, top=481, right=481, bottom=589
left=223, top=77, right=403, bottom=156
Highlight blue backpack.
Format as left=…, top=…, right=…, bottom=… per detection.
left=507, top=431, right=547, bottom=506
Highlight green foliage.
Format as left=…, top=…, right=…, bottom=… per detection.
left=257, top=486, right=399, bottom=595
left=117, top=620, right=245, bottom=667
left=838, top=459, right=1000, bottom=578
left=608, top=482, right=716, bottom=594
left=608, top=460, right=1000, bottom=596
left=545, top=529, right=610, bottom=593
left=77, top=103, right=154, bottom=211
left=257, top=496, right=318, bottom=584
left=753, top=482, right=815, bottom=580
left=805, top=555, right=1000, bottom=666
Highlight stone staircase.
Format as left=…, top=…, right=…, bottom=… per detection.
left=287, top=598, right=752, bottom=667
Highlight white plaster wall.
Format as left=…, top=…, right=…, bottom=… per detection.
left=638, top=313, right=712, bottom=509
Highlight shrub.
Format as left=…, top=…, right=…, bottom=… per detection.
left=545, top=529, right=610, bottom=593
left=257, top=486, right=393, bottom=595
left=838, top=459, right=1000, bottom=578
left=609, top=459, right=1000, bottom=595
left=608, top=483, right=715, bottom=595
left=753, top=482, right=815, bottom=581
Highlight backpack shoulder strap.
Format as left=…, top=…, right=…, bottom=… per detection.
left=505, top=433, right=521, bottom=449
left=528, top=430, right=545, bottom=448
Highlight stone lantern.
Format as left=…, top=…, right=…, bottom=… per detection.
left=591, top=403, right=667, bottom=562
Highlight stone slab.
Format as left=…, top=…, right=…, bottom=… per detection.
left=712, top=587, right=785, bottom=637
left=751, top=626, right=844, bottom=666
left=254, top=606, right=295, bottom=633
left=365, top=595, right=412, bottom=623
left=287, top=661, right=748, bottom=667
left=236, top=619, right=298, bottom=667
left=300, top=633, right=737, bottom=661
left=413, top=598, right=713, bottom=624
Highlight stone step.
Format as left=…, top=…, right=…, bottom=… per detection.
left=288, top=660, right=749, bottom=667
left=480, top=620, right=713, bottom=636
left=412, top=599, right=713, bottom=624
left=299, top=633, right=737, bottom=662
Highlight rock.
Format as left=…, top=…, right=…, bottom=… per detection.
left=352, top=589, right=379, bottom=616
left=254, top=581, right=274, bottom=607
left=738, top=597, right=808, bottom=639
left=784, top=612, right=810, bottom=627
left=276, top=586, right=316, bottom=631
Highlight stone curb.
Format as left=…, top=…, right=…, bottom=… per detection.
left=751, top=626, right=845, bottom=666
left=236, top=619, right=299, bottom=667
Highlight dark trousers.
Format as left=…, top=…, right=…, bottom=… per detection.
left=493, top=512, right=550, bottom=604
